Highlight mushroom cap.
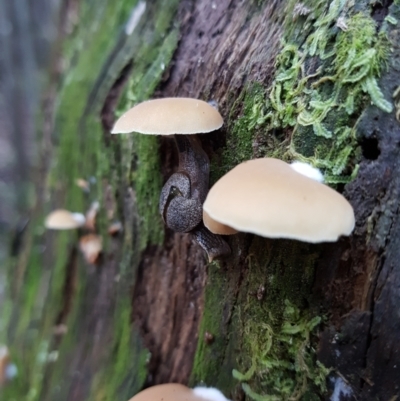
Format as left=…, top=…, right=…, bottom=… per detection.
left=44, top=210, right=85, bottom=230
left=128, top=384, right=191, bottom=401
left=111, top=98, right=223, bottom=135
left=128, top=384, right=229, bottom=401
left=203, top=158, right=355, bottom=243
left=203, top=209, right=238, bottom=235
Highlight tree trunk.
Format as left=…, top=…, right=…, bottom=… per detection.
left=2, top=1, right=400, bottom=401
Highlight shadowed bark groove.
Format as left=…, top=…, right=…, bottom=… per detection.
left=132, top=234, right=207, bottom=384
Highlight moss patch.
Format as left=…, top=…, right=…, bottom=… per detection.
left=274, top=6, right=391, bottom=184
left=231, top=239, right=327, bottom=401
left=216, top=2, right=392, bottom=186
left=190, top=262, right=241, bottom=390
left=89, top=298, right=150, bottom=401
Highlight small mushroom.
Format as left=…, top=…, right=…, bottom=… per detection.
left=44, top=209, right=85, bottom=230
left=79, top=234, right=103, bottom=264
left=111, top=98, right=230, bottom=261
left=111, top=97, right=223, bottom=135
left=75, top=178, right=90, bottom=192
left=203, top=158, right=355, bottom=243
left=204, top=331, right=215, bottom=344
left=127, top=383, right=230, bottom=401
left=84, top=201, right=100, bottom=231
left=0, top=346, right=17, bottom=386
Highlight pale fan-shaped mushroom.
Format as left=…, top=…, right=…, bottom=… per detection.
left=203, top=158, right=355, bottom=243
left=111, top=98, right=223, bottom=135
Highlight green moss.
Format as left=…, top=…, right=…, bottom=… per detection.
left=211, top=84, right=271, bottom=183
left=90, top=298, right=149, bottom=401
left=216, top=5, right=391, bottom=186
left=190, top=264, right=235, bottom=388
left=267, top=9, right=391, bottom=184
left=190, top=238, right=328, bottom=398
left=2, top=1, right=181, bottom=400
left=231, top=239, right=329, bottom=401
left=133, top=135, right=164, bottom=249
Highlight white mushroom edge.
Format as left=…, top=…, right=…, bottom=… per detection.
left=290, top=161, right=324, bottom=183
left=193, top=387, right=231, bottom=401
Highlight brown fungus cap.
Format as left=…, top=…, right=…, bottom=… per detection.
left=203, top=158, right=355, bottom=243
left=44, top=209, right=85, bottom=230
left=111, top=98, right=223, bottom=135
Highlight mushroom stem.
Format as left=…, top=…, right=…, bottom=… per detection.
left=174, top=135, right=209, bottom=203
left=160, top=133, right=229, bottom=260
left=192, top=223, right=231, bottom=262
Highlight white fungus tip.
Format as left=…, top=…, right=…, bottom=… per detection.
left=193, top=387, right=230, bottom=401
left=71, top=213, right=86, bottom=225
left=290, top=161, right=324, bottom=183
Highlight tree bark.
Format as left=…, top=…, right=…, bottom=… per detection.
left=2, top=1, right=400, bottom=401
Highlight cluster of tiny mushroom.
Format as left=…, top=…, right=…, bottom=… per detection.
left=45, top=201, right=121, bottom=264
left=112, top=97, right=355, bottom=261
left=44, top=205, right=103, bottom=264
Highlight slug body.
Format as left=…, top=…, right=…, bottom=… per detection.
left=159, top=135, right=230, bottom=260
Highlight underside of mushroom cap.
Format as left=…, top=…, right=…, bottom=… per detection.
left=203, top=158, right=355, bottom=243
left=111, top=97, right=223, bottom=135
left=203, top=209, right=238, bottom=235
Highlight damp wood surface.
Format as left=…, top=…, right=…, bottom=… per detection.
left=2, top=1, right=400, bottom=401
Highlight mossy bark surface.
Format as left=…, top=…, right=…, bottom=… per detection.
left=2, top=1, right=400, bottom=401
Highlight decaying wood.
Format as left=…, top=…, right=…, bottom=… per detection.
left=125, top=1, right=400, bottom=399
